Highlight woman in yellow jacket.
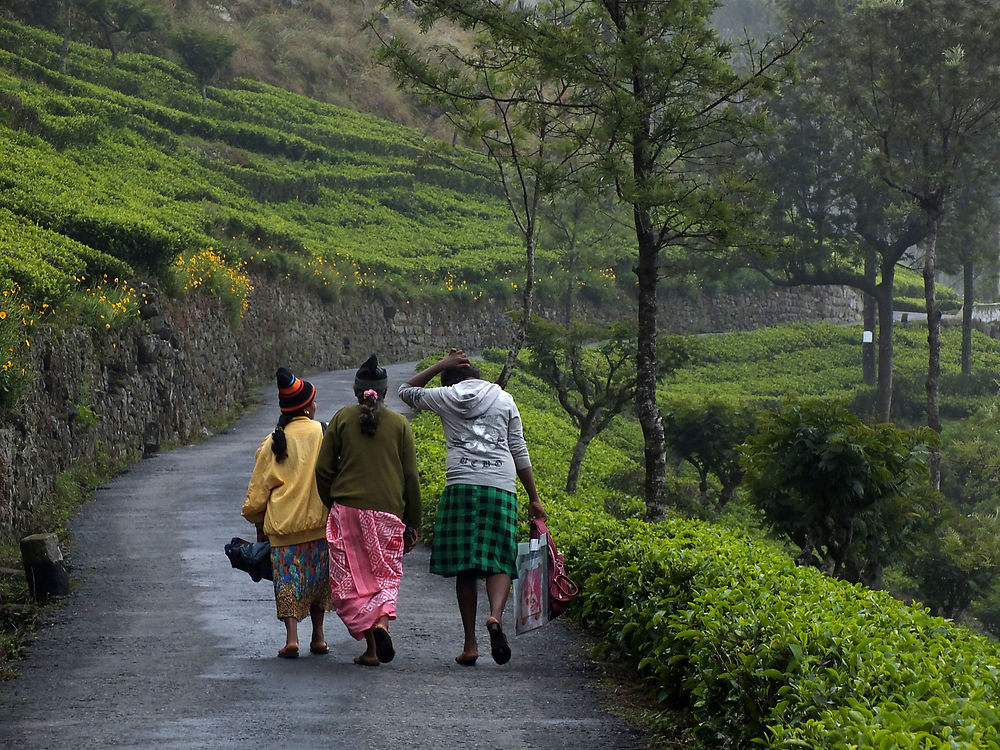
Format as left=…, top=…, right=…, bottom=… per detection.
left=242, top=367, right=332, bottom=658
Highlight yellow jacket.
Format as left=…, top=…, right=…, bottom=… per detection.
left=242, top=417, right=328, bottom=547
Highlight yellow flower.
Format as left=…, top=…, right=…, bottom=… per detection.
left=0, top=311, right=5, bottom=320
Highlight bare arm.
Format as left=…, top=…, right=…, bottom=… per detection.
left=517, top=465, right=547, bottom=521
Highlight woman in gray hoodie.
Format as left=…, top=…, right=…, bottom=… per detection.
left=399, top=349, right=547, bottom=666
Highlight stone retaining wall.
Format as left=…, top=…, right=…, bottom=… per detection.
left=660, top=284, right=862, bottom=334
left=0, top=278, right=860, bottom=541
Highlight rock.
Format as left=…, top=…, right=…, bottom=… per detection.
left=19, top=532, right=70, bottom=603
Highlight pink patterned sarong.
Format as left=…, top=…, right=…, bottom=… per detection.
left=326, top=504, right=406, bottom=640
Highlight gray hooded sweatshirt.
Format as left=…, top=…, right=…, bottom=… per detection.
left=398, top=379, right=532, bottom=494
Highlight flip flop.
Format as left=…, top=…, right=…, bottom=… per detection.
left=372, top=626, right=395, bottom=663
left=486, top=620, right=511, bottom=665
left=277, top=645, right=299, bottom=659
left=353, top=654, right=380, bottom=667
left=309, top=642, right=329, bottom=655
left=455, top=654, right=479, bottom=666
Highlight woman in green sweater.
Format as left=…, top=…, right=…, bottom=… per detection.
left=315, top=354, right=421, bottom=666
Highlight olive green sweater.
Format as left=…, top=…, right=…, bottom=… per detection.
left=314, top=405, right=421, bottom=531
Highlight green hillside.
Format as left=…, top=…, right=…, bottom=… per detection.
left=0, top=18, right=635, bottom=310
left=0, top=18, right=630, bottom=402
left=666, top=321, right=1000, bottom=423
left=0, top=18, right=529, bottom=299
left=0, top=0, right=462, bottom=133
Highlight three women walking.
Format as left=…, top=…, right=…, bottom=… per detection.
left=243, top=349, right=545, bottom=667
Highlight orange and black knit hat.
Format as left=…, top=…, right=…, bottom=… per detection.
left=276, top=367, right=316, bottom=413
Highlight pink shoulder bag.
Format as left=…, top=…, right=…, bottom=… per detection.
left=530, top=518, right=579, bottom=618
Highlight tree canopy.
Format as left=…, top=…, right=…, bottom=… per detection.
left=377, top=0, right=804, bottom=510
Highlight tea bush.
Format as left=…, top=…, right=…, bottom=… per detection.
left=553, top=501, right=1000, bottom=747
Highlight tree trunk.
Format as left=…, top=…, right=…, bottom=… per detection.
left=565, top=419, right=599, bottom=494
left=874, top=275, right=896, bottom=423
left=635, top=210, right=667, bottom=517
left=625, top=55, right=667, bottom=518
left=962, top=260, right=974, bottom=375
left=562, top=250, right=577, bottom=328
left=862, top=249, right=877, bottom=385
left=60, top=1, right=72, bottom=75
left=497, top=233, right=536, bottom=389
left=923, top=216, right=943, bottom=488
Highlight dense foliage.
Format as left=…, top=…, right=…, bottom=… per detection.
left=742, top=398, right=933, bottom=586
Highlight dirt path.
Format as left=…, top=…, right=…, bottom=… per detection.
left=0, top=362, right=651, bottom=749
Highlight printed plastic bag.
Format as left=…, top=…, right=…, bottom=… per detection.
left=513, top=532, right=549, bottom=634
left=531, top=519, right=579, bottom=618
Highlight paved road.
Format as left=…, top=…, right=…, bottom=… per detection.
left=0, top=362, right=650, bottom=750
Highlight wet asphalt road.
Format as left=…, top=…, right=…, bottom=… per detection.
left=0, top=362, right=650, bottom=750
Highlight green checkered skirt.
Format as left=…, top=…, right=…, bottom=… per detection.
left=430, top=484, right=519, bottom=578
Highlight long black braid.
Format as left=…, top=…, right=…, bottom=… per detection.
left=357, top=388, right=382, bottom=436
left=270, top=413, right=296, bottom=461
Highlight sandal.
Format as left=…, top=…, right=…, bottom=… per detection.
left=309, top=642, right=329, bottom=655
left=354, top=654, right=380, bottom=667
left=486, top=619, right=510, bottom=665
left=372, top=625, right=395, bottom=664
left=277, top=644, right=299, bottom=659
left=455, top=653, right=479, bottom=666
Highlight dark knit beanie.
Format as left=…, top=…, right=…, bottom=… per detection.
left=354, top=353, right=388, bottom=392
left=276, top=367, right=316, bottom=413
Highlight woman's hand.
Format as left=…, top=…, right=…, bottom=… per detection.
left=438, top=348, right=470, bottom=371
left=403, top=527, right=419, bottom=553
left=528, top=499, right=547, bottom=522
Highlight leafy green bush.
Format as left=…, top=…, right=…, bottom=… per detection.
left=557, top=511, right=1000, bottom=748
left=742, top=398, right=934, bottom=586
left=905, top=506, right=1000, bottom=619
left=662, top=394, right=758, bottom=508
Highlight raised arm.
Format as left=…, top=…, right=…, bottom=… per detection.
left=403, top=348, right=470, bottom=387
